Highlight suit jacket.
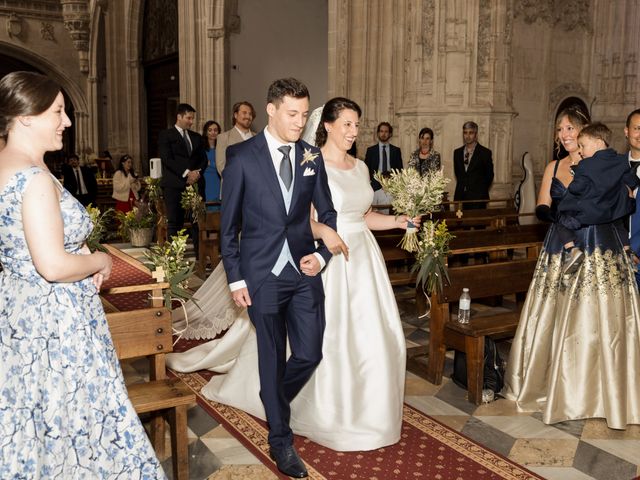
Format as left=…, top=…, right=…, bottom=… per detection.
left=558, top=148, right=637, bottom=225
left=62, top=164, right=97, bottom=203
left=220, top=132, right=337, bottom=296
left=364, top=143, right=403, bottom=191
left=216, top=127, right=256, bottom=175
left=453, top=143, right=494, bottom=205
left=157, top=126, right=204, bottom=190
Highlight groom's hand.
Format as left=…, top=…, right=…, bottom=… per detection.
left=232, top=287, right=252, bottom=307
left=300, top=254, right=321, bottom=276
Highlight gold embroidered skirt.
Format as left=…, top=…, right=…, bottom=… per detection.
left=503, top=223, right=640, bottom=429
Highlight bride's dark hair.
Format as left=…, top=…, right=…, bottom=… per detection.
left=315, top=97, right=362, bottom=147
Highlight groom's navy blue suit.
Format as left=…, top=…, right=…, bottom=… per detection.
left=220, top=131, right=336, bottom=449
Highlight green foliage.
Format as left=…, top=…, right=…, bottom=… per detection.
left=143, top=229, right=195, bottom=309
left=180, top=185, right=205, bottom=224
left=85, top=204, right=114, bottom=253
left=116, top=202, right=155, bottom=240
left=144, top=176, right=162, bottom=203
left=413, top=220, right=454, bottom=296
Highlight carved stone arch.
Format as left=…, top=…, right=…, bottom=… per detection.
left=0, top=42, right=87, bottom=114
left=0, top=42, right=88, bottom=169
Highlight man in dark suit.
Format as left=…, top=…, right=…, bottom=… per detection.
left=62, top=154, right=97, bottom=207
left=364, top=122, right=403, bottom=191
left=158, top=103, right=205, bottom=239
left=453, top=121, right=494, bottom=209
left=221, top=78, right=337, bottom=479
left=625, top=109, right=640, bottom=287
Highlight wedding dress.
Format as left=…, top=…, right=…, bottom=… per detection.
left=167, top=160, right=406, bottom=451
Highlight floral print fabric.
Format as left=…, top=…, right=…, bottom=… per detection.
left=0, top=167, right=165, bottom=479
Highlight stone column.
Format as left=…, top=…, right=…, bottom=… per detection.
left=177, top=0, right=232, bottom=132
left=60, top=0, right=90, bottom=73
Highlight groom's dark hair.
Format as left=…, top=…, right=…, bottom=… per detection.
left=267, top=78, right=309, bottom=106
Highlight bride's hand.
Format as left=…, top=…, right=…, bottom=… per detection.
left=321, top=227, right=349, bottom=260
left=395, top=215, right=422, bottom=230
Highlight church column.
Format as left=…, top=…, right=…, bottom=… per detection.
left=177, top=0, right=232, bottom=132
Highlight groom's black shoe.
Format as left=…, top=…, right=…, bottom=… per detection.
left=269, top=445, right=308, bottom=478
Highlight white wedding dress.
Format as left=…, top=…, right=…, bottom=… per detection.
left=167, top=160, right=406, bottom=451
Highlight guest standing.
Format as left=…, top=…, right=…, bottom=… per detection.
left=626, top=109, right=640, bottom=288
left=453, top=121, right=494, bottom=209
left=112, top=153, right=141, bottom=213
left=0, top=71, right=164, bottom=477
left=364, top=121, right=403, bottom=192
left=408, top=127, right=441, bottom=176
left=202, top=120, right=221, bottom=209
left=62, top=153, right=97, bottom=207
left=503, top=107, right=640, bottom=429
left=158, top=103, right=204, bottom=238
left=215, top=101, right=256, bottom=175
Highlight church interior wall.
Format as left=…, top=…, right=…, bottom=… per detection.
left=227, top=0, right=328, bottom=131
left=1, top=0, right=637, bottom=201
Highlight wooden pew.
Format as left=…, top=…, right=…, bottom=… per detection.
left=101, top=247, right=195, bottom=480
left=197, top=204, right=221, bottom=277
left=426, top=246, right=540, bottom=405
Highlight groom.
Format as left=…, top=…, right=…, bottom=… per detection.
left=220, top=78, right=336, bottom=478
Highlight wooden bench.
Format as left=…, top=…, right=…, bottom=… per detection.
left=106, top=306, right=195, bottom=480
left=426, top=255, right=539, bottom=404
left=197, top=206, right=221, bottom=277
left=101, top=247, right=195, bottom=480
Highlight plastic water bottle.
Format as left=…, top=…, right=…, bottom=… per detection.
left=458, top=288, right=471, bottom=324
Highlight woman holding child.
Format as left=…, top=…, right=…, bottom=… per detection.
left=503, top=107, right=640, bottom=429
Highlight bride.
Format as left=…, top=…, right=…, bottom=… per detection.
left=168, top=97, right=416, bottom=451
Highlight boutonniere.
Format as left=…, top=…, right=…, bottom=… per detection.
left=301, top=148, right=319, bottom=166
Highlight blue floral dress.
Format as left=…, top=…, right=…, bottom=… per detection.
left=0, top=167, right=165, bottom=479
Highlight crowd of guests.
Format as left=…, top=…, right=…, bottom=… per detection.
left=2, top=67, right=640, bottom=478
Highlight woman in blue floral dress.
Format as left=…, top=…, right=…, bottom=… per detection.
left=0, top=72, right=165, bottom=478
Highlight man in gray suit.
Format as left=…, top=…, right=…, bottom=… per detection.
left=216, top=101, right=256, bottom=175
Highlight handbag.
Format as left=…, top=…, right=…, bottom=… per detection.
left=451, top=337, right=505, bottom=394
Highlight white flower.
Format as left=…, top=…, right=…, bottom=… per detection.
left=301, top=148, right=319, bottom=166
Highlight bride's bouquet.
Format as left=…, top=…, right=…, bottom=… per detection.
left=374, top=168, right=449, bottom=252
left=413, top=220, right=453, bottom=298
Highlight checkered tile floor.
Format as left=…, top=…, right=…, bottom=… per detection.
left=118, top=244, right=640, bottom=480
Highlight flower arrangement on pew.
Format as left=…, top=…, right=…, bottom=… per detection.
left=85, top=204, right=114, bottom=252
left=374, top=168, right=449, bottom=251
left=144, top=229, right=195, bottom=309
left=180, top=184, right=206, bottom=225
left=115, top=202, right=155, bottom=243
left=413, top=220, right=454, bottom=310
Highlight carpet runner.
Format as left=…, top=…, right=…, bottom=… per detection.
left=172, top=368, right=544, bottom=480
left=101, top=246, right=152, bottom=310
left=101, top=246, right=542, bottom=479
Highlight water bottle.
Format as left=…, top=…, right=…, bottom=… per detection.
left=458, top=288, right=471, bottom=324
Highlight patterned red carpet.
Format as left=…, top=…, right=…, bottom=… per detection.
left=172, top=368, right=544, bottom=480
left=101, top=246, right=152, bottom=310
